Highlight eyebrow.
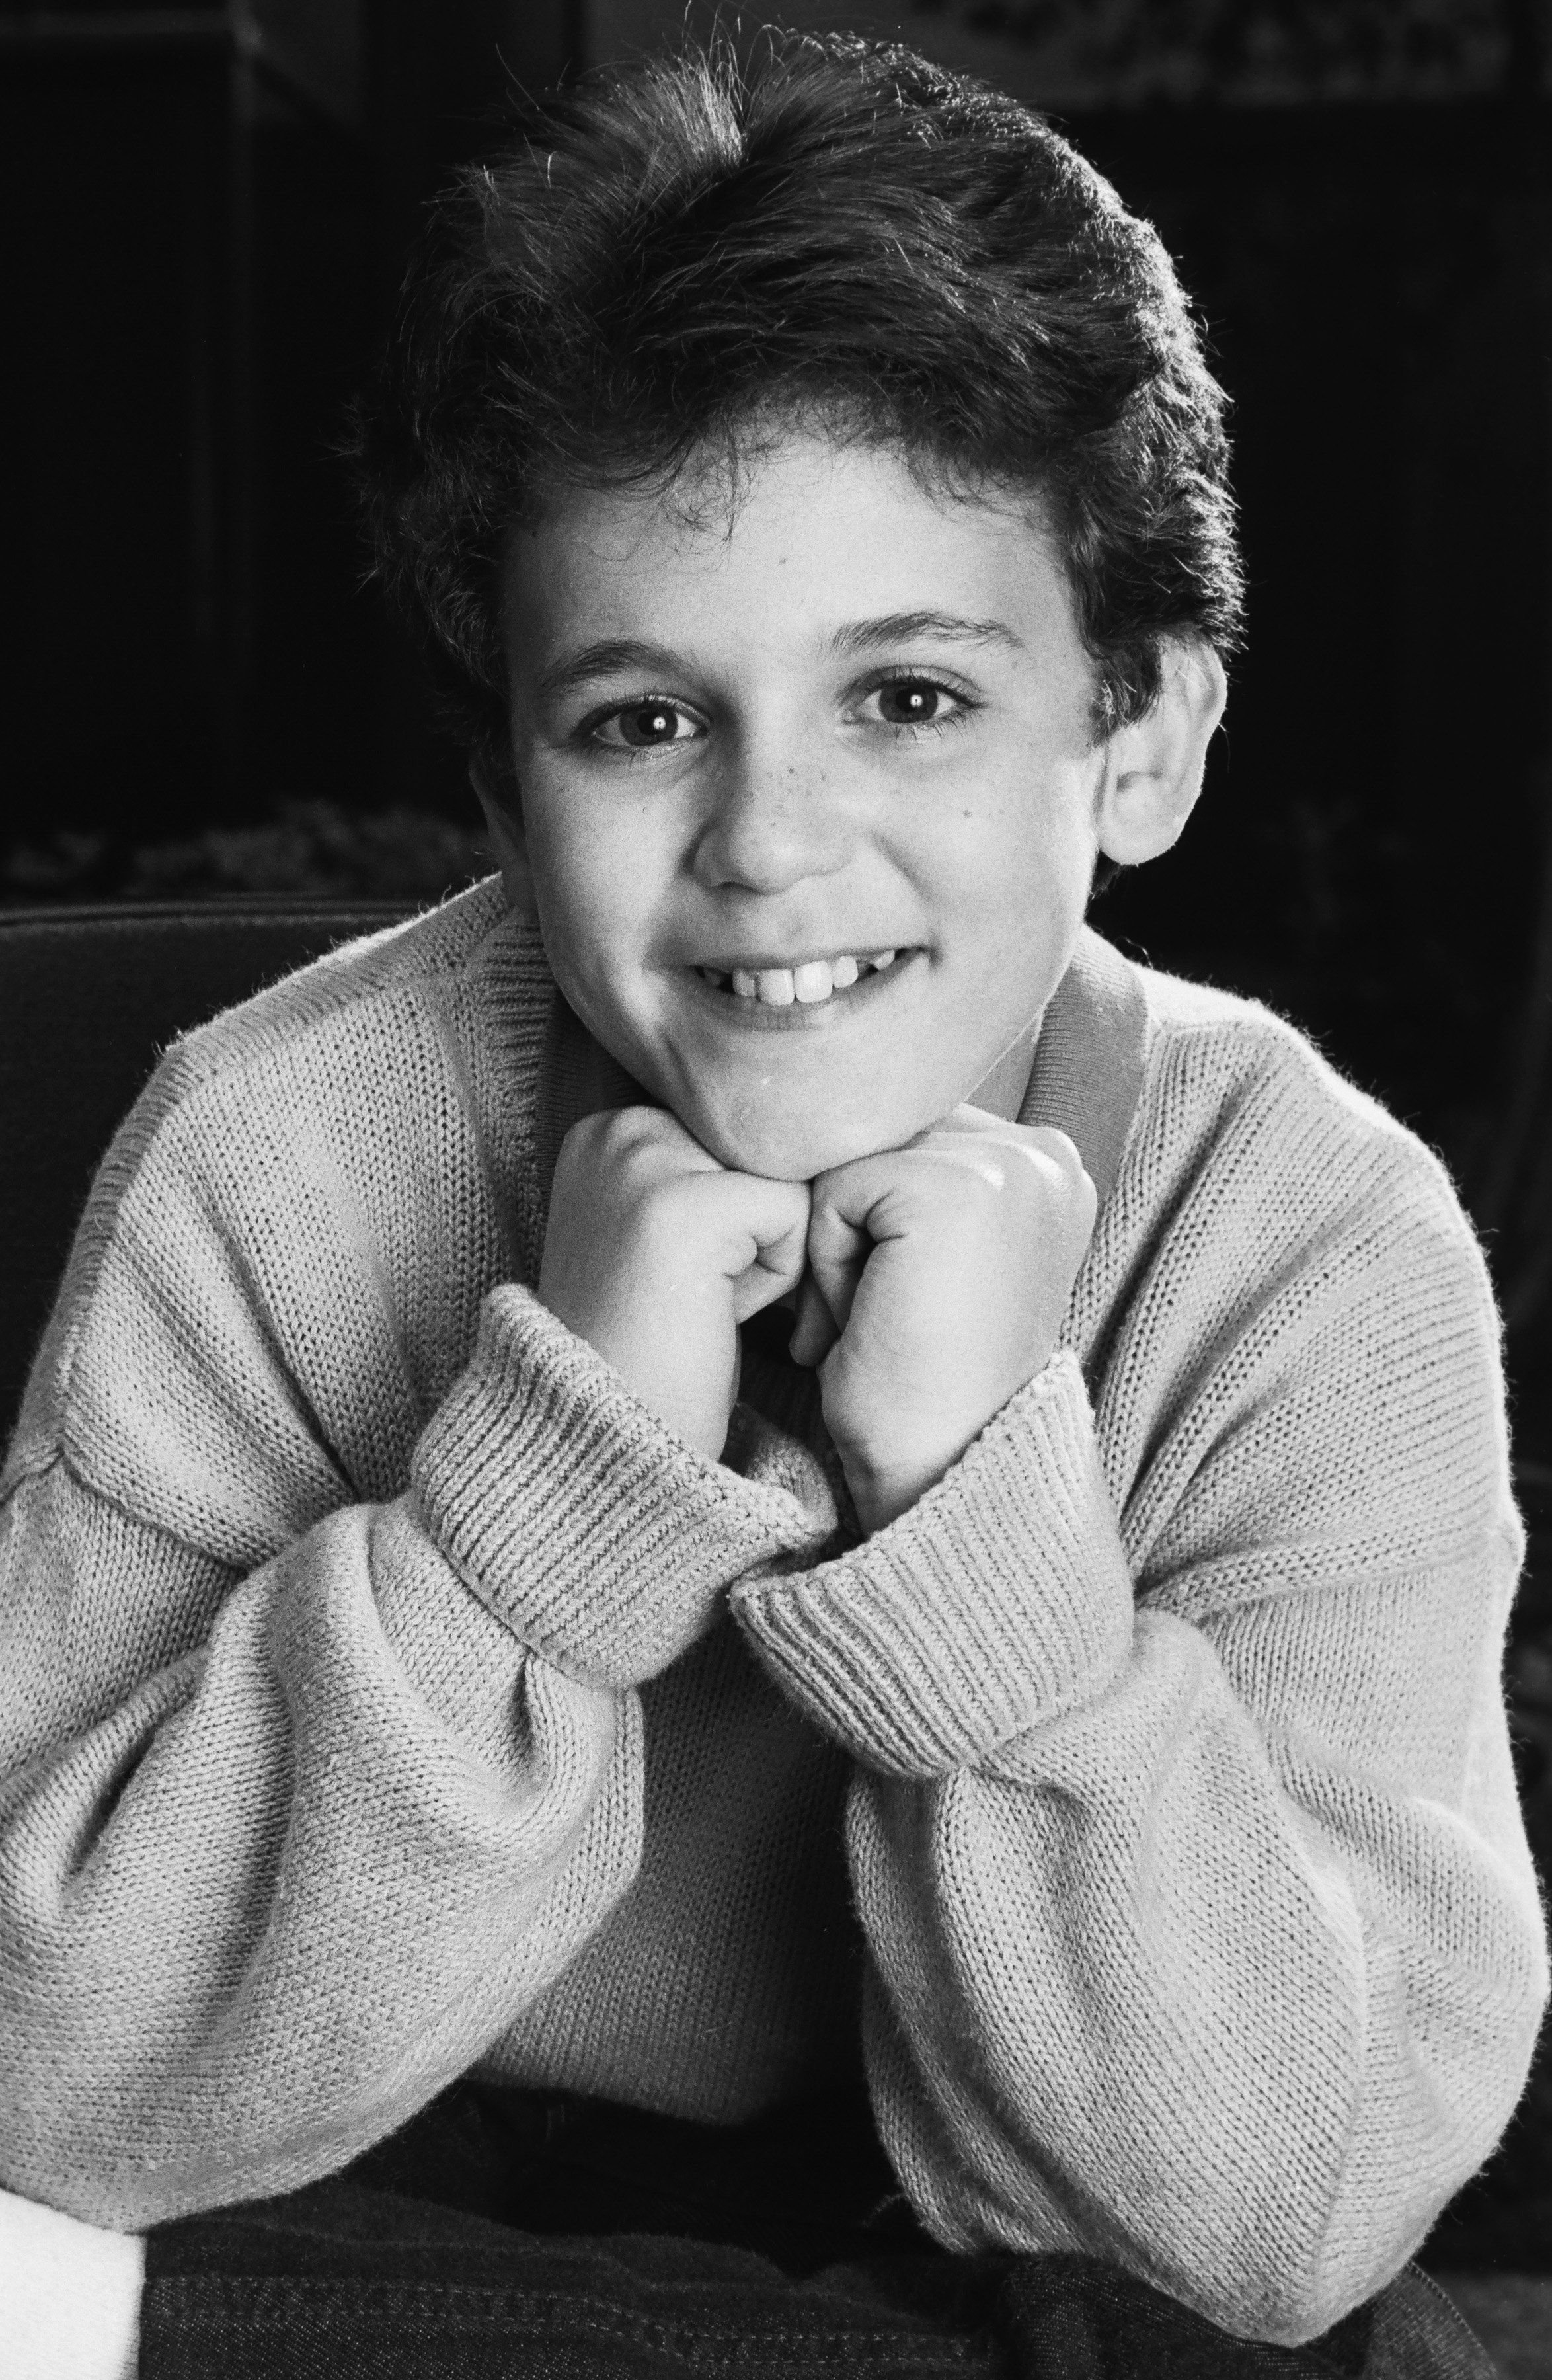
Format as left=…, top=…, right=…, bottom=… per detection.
left=531, top=611, right=1024, bottom=707
left=828, top=610, right=1025, bottom=661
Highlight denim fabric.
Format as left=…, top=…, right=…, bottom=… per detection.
left=140, top=2084, right=1492, bottom=2379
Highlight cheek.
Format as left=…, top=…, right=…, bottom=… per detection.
left=948, top=781, right=1089, bottom=943
left=529, top=805, right=650, bottom=962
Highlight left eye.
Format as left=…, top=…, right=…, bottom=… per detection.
left=863, top=679, right=962, bottom=727
left=592, top=701, right=701, bottom=750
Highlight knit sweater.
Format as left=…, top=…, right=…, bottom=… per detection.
left=0, top=879, right=1543, bottom=2347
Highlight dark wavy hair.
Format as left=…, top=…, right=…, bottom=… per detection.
left=350, top=28, right=1244, bottom=763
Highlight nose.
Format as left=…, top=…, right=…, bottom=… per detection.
left=690, top=747, right=853, bottom=896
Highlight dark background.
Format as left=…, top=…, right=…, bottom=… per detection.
left=5, top=0, right=1552, bottom=2268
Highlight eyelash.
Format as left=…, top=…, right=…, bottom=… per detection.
left=865, top=672, right=978, bottom=737
left=579, top=672, right=978, bottom=758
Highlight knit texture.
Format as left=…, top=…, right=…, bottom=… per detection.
left=0, top=879, right=1544, bottom=2350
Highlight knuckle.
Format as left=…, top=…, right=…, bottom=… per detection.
left=637, top=1160, right=696, bottom=1218
left=1011, top=1129, right=1093, bottom=1202
left=612, top=1103, right=667, bottom=1152
left=960, top=1156, right=1004, bottom=1203
left=566, top=1105, right=649, bottom=1173
left=1021, top=1124, right=1084, bottom=1175
left=558, top=1111, right=607, bottom=1162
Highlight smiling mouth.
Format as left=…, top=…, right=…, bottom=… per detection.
left=693, top=948, right=904, bottom=1010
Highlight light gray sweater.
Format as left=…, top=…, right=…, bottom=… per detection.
left=0, top=881, right=1543, bottom=2346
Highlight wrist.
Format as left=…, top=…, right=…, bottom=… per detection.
left=537, top=1275, right=734, bottom=1465
left=842, top=1444, right=954, bottom=1534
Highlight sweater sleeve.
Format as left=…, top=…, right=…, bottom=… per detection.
left=729, top=1135, right=1549, bottom=2347
left=0, top=1133, right=830, bottom=2231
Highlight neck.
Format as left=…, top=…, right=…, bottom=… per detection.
left=970, top=1019, right=1042, bottom=1121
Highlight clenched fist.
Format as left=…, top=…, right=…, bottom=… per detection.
left=540, top=1107, right=810, bottom=1462
left=791, top=1109, right=1097, bottom=1532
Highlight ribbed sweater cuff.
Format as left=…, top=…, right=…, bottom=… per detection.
left=729, top=1350, right=1134, bottom=1776
left=412, top=1285, right=837, bottom=1690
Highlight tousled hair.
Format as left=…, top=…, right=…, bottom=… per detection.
left=350, top=28, right=1244, bottom=761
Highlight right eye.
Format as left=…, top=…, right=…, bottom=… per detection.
left=590, top=699, right=703, bottom=752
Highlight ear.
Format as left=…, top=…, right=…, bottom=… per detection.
left=469, top=744, right=538, bottom=918
left=1095, top=637, right=1227, bottom=868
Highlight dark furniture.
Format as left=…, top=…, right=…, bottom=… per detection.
left=0, top=898, right=412, bottom=1440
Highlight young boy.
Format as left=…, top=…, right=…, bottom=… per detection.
left=1, top=30, right=1543, bottom=2377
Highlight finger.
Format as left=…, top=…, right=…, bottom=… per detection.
left=804, top=1196, right=874, bottom=1335
left=913, top=1111, right=1087, bottom=1179
left=787, top=1270, right=840, bottom=1368
left=809, top=1144, right=979, bottom=1245
left=726, top=1181, right=812, bottom=1323
left=730, top=1234, right=809, bottom=1324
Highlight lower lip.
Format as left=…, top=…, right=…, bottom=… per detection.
left=676, top=953, right=921, bottom=1030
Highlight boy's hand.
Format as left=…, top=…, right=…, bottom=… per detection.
left=792, top=1109, right=1097, bottom=1532
left=540, top=1108, right=810, bottom=1462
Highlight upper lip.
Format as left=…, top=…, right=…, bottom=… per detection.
left=689, top=945, right=910, bottom=971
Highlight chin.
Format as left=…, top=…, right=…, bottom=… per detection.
left=688, top=1101, right=907, bottom=1183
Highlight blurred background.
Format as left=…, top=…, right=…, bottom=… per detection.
left=3, top=0, right=1551, bottom=2266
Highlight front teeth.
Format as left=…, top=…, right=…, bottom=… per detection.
left=705, top=951, right=900, bottom=1007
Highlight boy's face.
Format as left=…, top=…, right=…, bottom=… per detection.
left=494, top=433, right=1117, bottom=1181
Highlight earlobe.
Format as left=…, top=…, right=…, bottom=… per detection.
left=1097, top=637, right=1227, bottom=869
left=469, top=746, right=539, bottom=918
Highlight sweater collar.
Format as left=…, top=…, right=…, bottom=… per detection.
left=533, top=923, right=1148, bottom=1216
left=1017, top=925, right=1150, bottom=1212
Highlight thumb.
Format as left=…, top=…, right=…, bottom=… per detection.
left=804, top=1197, right=873, bottom=1341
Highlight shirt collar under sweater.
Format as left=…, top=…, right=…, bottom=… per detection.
left=531, top=923, right=1151, bottom=1219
